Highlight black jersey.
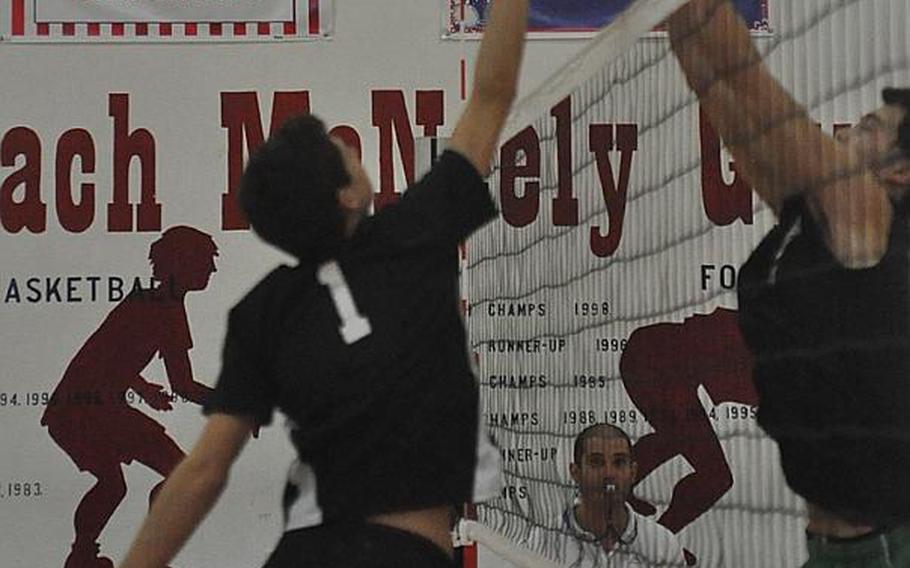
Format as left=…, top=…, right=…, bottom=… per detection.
left=738, top=195, right=910, bottom=524
left=205, top=150, right=497, bottom=520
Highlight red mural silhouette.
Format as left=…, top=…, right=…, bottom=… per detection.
left=620, top=308, right=757, bottom=564
left=41, top=226, right=217, bottom=568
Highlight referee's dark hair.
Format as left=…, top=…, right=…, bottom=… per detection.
left=240, top=114, right=351, bottom=262
left=883, top=88, right=910, bottom=157
left=573, top=423, right=634, bottom=464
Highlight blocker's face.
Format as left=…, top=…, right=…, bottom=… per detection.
left=837, top=104, right=907, bottom=174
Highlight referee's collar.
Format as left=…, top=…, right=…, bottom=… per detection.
left=563, top=501, right=639, bottom=546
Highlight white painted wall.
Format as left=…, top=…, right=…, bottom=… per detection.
left=0, top=1, right=907, bottom=567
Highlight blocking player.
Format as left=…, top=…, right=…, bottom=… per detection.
left=668, top=0, right=910, bottom=564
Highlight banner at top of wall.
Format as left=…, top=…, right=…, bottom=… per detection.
left=444, top=0, right=770, bottom=38
left=1, top=0, right=333, bottom=42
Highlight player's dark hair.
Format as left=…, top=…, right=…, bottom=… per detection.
left=572, top=423, right=633, bottom=464
left=883, top=88, right=910, bottom=157
left=239, top=114, right=351, bottom=262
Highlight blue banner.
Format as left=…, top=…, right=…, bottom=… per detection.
left=454, top=0, right=769, bottom=34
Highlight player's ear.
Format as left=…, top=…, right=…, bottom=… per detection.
left=337, top=183, right=360, bottom=211
left=630, top=460, right=639, bottom=484
left=881, top=156, right=910, bottom=188
left=569, top=463, right=581, bottom=484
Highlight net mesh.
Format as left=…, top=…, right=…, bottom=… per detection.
left=463, top=1, right=910, bottom=566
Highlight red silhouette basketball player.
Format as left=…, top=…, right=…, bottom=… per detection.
left=41, top=226, right=217, bottom=568
left=620, top=308, right=756, bottom=563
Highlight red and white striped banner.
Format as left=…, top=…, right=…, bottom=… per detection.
left=1, top=0, right=331, bottom=42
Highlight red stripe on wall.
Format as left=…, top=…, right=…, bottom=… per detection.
left=308, top=0, right=320, bottom=34
left=36, top=23, right=49, bottom=35
left=159, top=23, right=172, bottom=36
left=184, top=22, right=197, bottom=36
left=210, top=23, right=223, bottom=36
left=111, top=23, right=125, bottom=36
left=11, top=0, right=25, bottom=36
left=233, top=22, right=246, bottom=35
left=62, top=22, right=75, bottom=35
left=283, top=21, right=296, bottom=35
left=257, top=22, right=270, bottom=35
left=87, top=23, right=100, bottom=36
left=460, top=59, right=467, bottom=101
left=462, top=544, right=478, bottom=568
left=135, top=23, right=148, bottom=36
left=461, top=502, right=478, bottom=568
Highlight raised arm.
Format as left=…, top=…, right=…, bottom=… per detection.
left=669, top=0, right=892, bottom=266
left=667, top=0, right=834, bottom=211
left=449, top=0, right=529, bottom=176
left=119, top=414, right=255, bottom=568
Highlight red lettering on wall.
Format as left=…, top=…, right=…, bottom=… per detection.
left=55, top=129, right=96, bottom=233
left=416, top=90, right=445, bottom=139
left=373, top=91, right=414, bottom=211
left=551, top=97, right=578, bottom=226
left=500, top=126, right=541, bottom=228
left=1, top=127, right=45, bottom=233
left=108, top=93, right=160, bottom=232
left=589, top=124, right=637, bottom=257
left=220, top=91, right=311, bottom=230
left=499, top=113, right=639, bottom=256
left=371, top=90, right=444, bottom=211
left=699, top=108, right=752, bottom=226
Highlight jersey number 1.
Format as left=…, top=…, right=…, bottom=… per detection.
left=317, top=261, right=372, bottom=344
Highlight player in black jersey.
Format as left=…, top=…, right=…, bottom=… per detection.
left=118, top=2, right=529, bottom=567
left=668, top=0, right=910, bottom=566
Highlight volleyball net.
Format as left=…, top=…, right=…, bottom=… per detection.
left=461, top=0, right=910, bottom=566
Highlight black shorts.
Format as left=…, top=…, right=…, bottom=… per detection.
left=263, top=522, right=456, bottom=568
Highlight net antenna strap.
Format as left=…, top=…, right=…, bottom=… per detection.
left=455, top=519, right=569, bottom=568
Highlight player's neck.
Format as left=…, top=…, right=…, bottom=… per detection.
left=342, top=208, right=368, bottom=238
left=575, top=500, right=629, bottom=546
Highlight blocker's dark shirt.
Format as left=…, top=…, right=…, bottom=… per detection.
left=738, top=195, right=910, bottom=524
left=205, top=150, right=496, bottom=520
